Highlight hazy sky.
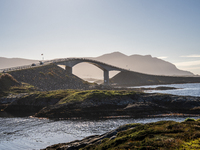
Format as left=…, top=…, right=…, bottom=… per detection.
left=1, top=0, right=200, bottom=74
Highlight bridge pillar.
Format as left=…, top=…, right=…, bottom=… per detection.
left=65, top=66, right=72, bottom=74
left=104, top=70, right=109, bottom=85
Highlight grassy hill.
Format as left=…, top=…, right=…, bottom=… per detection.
left=9, top=64, right=92, bottom=91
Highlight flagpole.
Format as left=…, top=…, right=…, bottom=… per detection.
left=41, top=54, right=44, bottom=61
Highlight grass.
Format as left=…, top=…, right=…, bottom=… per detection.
left=47, top=72, right=54, bottom=77
left=184, top=118, right=196, bottom=122
left=81, top=119, right=200, bottom=150
left=0, top=73, right=21, bottom=97
left=34, top=89, right=75, bottom=100
left=39, top=71, right=45, bottom=76
left=1, top=77, right=140, bottom=105
left=1, top=82, right=38, bottom=98
left=4, top=89, right=138, bottom=104
left=58, top=90, right=138, bottom=104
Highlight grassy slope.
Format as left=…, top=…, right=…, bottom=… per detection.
left=9, top=89, right=138, bottom=105
left=0, top=73, right=19, bottom=90
left=58, top=90, right=138, bottom=104
left=9, top=64, right=92, bottom=91
left=82, top=119, right=200, bottom=150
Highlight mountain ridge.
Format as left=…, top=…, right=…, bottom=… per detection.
left=0, top=52, right=194, bottom=79
left=0, top=57, right=39, bottom=69
left=88, top=52, right=194, bottom=77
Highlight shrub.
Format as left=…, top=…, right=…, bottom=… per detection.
left=48, top=72, right=54, bottom=77
left=39, top=71, right=45, bottom=76
left=196, top=118, right=200, bottom=121
left=184, top=118, right=196, bottom=122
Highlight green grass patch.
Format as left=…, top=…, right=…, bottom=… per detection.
left=82, top=120, right=200, bottom=150
left=1, top=82, right=38, bottom=98
left=182, top=138, right=200, bottom=149
left=184, top=118, right=196, bottom=122
left=58, top=90, right=137, bottom=104
left=34, top=89, right=75, bottom=100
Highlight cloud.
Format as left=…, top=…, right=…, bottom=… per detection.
left=174, top=60, right=200, bottom=67
left=180, top=54, right=200, bottom=58
left=157, top=56, right=168, bottom=59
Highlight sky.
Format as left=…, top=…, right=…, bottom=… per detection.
left=0, top=0, right=200, bottom=75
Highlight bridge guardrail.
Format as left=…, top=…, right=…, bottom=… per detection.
left=0, top=61, right=52, bottom=73
left=0, top=57, right=130, bottom=73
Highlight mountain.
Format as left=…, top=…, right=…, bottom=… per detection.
left=95, top=52, right=193, bottom=76
left=0, top=57, right=39, bottom=69
left=73, top=52, right=194, bottom=79
left=0, top=52, right=194, bottom=79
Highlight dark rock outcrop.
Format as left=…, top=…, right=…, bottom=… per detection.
left=111, top=71, right=200, bottom=86
left=2, top=89, right=200, bottom=119
left=34, top=93, right=200, bottom=119
left=3, top=93, right=61, bottom=114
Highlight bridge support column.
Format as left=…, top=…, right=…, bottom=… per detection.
left=104, top=70, right=109, bottom=85
left=65, top=66, right=72, bottom=74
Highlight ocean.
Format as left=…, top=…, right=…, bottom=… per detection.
left=0, top=83, right=200, bottom=150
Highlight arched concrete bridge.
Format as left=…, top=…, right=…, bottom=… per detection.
left=0, top=58, right=128, bottom=85
left=52, top=58, right=127, bottom=85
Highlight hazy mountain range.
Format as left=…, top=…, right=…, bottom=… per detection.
left=0, top=57, right=39, bottom=69
left=73, top=52, right=194, bottom=79
left=0, top=52, right=194, bottom=79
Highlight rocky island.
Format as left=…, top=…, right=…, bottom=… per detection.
left=1, top=72, right=200, bottom=119
left=1, top=69, right=200, bottom=149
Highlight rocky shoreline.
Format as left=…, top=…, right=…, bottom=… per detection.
left=1, top=89, right=200, bottom=119
left=34, top=93, right=200, bottom=119
left=43, top=119, right=200, bottom=150
left=1, top=87, right=200, bottom=149
left=42, top=123, right=139, bottom=150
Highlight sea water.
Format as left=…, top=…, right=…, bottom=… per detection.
left=131, top=83, right=200, bottom=97
left=0, top=83, right=200, bottom=150
left=1, top=115, right=199, bottom=150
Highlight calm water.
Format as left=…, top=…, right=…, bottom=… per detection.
left=1, top=115, right=199, bottom=150
left=1, top=83, right=200, bottom=150
left=132, top=83, right=200, bottom=97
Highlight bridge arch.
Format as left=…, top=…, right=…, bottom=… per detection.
left=54, top=58, right=125, bottom=85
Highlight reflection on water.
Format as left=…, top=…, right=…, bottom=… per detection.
left=0, top=115, right=200, bottom=150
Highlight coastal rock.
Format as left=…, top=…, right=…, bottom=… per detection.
left=42, top=123, right=139, bottom=150
left=2, top=90, right=200, bottom=119
left=35, top=93, right=200, bottom=119
left=0, top=93, right=28, bottom=104
left=3, top=93, right=61, bottom=113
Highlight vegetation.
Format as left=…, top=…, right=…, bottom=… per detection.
left=0, top=73, right=20, bottom=97
left=0, top=73, right=38, bottom=98
left=184, top=118, right=196, bottom=122
left=58, top=90, right=138, bottom=104
left=81, top=119, right=200, bottom=150
left=1, top=82, right=37, bottom=98
left=47, top=72, right=54, bottom=77
left=4, top=89, right=138, bottom=105
left=39, top=71, right=45, bottom=76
